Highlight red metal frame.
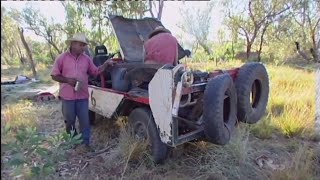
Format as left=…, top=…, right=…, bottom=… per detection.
left=208, top=68, right=240, bottom=80
left=95, top=62, right=240, bottom=106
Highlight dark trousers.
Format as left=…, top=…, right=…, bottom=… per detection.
left=62, top=99, right=91, bottom=145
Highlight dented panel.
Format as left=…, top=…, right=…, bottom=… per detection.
left=88, top=86, right=124, bottom=118
left=149, top=69, right=174, bottom=144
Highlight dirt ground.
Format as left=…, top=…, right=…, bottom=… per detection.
left=1, top=68, right=319, bottom=180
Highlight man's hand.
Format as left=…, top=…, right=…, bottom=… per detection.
left=51, top=75, right=77, bottom=87
left=99, top=60, right=116, bottom=72
left=66, top=78, right=77, bottom=87
left=104, top=60, right=116, bottom=67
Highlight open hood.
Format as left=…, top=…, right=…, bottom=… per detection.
left=109, top=15, right=187, bottom=63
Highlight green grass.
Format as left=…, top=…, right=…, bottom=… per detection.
left=251, top=116, right=274, bottom=139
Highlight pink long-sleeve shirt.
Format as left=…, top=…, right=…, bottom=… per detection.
left=51, top=51, right=100, bottom=100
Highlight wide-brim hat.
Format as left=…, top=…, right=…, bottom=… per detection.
left=148, top=26, right=171, bottom=39
left=65, top=33, right=88, bottom=45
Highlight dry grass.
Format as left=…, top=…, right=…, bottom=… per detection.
left=271, top=145, right=318, bottom=180
left=1, top=100, right=38, bottom=131
left=267, top=65, right=316, bottom=138
left=1, top=61, right=319, bottom=179
left=1, top=64, right=54, bottom=84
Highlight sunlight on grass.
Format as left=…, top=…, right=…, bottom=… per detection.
left=2, top=100, right=38, bottom=131
left=268, top=65, right=316, bottom=138
left=1, top=64, right=54, bottom=84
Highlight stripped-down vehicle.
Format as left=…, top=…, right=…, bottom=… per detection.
left=88, top=15, right=269, bottom=163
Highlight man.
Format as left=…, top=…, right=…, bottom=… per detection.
left=51, top=33, right=113, bottom=148
left=144, top=26, right=179, bottom=65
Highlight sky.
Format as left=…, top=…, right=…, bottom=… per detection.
left=1, top=1, right=225, bottom=49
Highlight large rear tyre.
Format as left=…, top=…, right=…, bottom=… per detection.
left=128, top=107, right=168, bottom=163
left=235, top=62, right=269, bottom=123
left=203, top=74, right=237, bottom=145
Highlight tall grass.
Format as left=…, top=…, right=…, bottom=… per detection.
left=267, top=65, right=316, bottom=138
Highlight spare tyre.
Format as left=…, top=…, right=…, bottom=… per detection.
left=203, top=74, right=237, bottom=145
left=235, top=62, right=269, bottom=123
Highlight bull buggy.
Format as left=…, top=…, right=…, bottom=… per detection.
left=88, top=15, right=269, bottom=163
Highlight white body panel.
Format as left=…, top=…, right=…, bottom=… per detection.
left=148, top=69, right=174, bottom=144
left=88, top=86, right=124, bottom=118
left=88, top=64, right=187, bottom=145
left=148, top=65, right=187, bottom=145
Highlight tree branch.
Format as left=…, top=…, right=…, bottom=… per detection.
left=312, top=17, right=320, bottom=33
left=148, top=1, right=155, bottom=18
left=157, top=0, right=164, bottom=20
left=248, top=1, right=258, bottom=27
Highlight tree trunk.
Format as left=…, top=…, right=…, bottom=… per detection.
left=295, top=41, right=311, bottom=61
left=257, top=24, right=269, bottom=62
left=246, top=41, right=252, bottom=60
left=18, top=27, right=37, bottom=79
left=199, top=42, right=211, bottom=56
left=310, top=25, right=319, bottom=62
left=148, top=1, right=155, bottom=18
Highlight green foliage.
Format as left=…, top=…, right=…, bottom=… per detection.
left=62, top=2, right=87, bottom=38
left=212, top=41, right=244, bottom=61
left=222, top=0, right=319, bottom=63
left=178, top=2, right=215, bottom=56
left=22, top=4, right=64, bottom=54
left=1, top=7, right=23, bottom=66
left=30, top=40, right=55, bottom=65
left=109, top=1, right=148, bottom=19
left=2, top=126, right=82, bottom=178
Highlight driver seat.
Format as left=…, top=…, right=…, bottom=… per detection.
left=93, top=45, right=109, bottom=66
left=89, top=45, right=111, bottom=87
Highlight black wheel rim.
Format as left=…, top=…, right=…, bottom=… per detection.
left=134, top=122, right=147, bottom=140
left=223, top=91, right=231, bottom=123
